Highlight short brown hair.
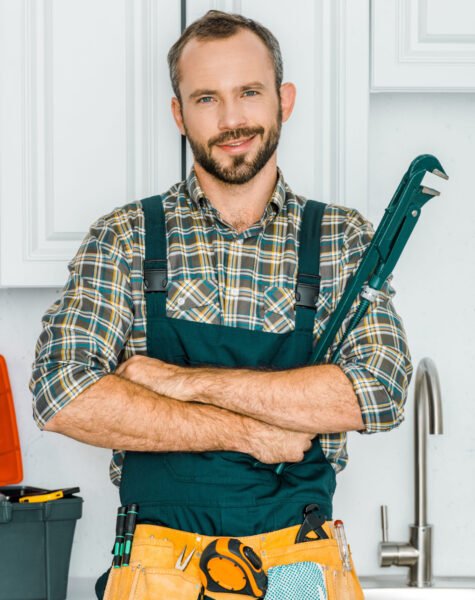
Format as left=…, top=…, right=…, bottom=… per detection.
left=168, top=10, right=283, bottom=102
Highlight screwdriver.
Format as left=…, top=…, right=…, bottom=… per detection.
left=121, top=504, right=138, bottom=567
left=334, top=520, right=351, bottom=571
left=112, top=506, right=128, bottom=568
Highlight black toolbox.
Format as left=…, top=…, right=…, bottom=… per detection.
left=0, top=486, right=83, bottom=600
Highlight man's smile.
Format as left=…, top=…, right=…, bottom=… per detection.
left=215, top=134, right=257, bottom=153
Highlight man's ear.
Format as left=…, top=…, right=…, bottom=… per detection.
left=171, top=97, right=186, bottom=136
left=280, top=83, right=296, bottom=123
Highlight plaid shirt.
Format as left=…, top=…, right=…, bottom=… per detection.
left=30, top=169, right=412, bottom=487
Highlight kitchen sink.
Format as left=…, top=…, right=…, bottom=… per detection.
left=361, top=576, right=475, bottom=599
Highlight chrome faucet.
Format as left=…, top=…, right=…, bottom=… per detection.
left=379, top=357, right=443, bottom=587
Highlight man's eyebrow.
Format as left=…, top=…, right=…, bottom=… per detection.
left=189, top=89, right=217, bottom=100
left=188, top=82, right=267, bottom=100
left=240, top=82, right=266, bottom=91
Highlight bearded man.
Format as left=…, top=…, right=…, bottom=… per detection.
left=31, top=10, right=412, bottom=600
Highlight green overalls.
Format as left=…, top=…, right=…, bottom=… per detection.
left=96, top=195, right=336, bottom=598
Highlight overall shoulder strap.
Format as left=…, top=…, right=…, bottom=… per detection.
left=295, top=199, right=326, bottom=331
left=141, top=195, right=167, bottom=317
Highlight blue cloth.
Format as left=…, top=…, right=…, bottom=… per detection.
left=265, top=561, right=327, bottom=600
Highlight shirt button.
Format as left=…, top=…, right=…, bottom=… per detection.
left=177, top=297, right=186, bottom=306
left=236, top=238, right=243, bottom=244
left=230, top=289, right=239, bottom=297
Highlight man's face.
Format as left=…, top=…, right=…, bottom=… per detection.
left=173, top=29, right=284, bottom=185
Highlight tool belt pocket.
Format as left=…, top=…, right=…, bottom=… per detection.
left=129, top=564, right=201, bottom=600
left=131, top=538, right=201, bottom=599
left=261, top=538, right=363, bottom=600
left=103, top=538, right=202, bottom=600
left=128, top=537, right=175, bottom=568
left=103, top=564, right=140, bottom=600
left=261, top=537, right=341, bottom=570
left=104, top=563, right=201, bottom=600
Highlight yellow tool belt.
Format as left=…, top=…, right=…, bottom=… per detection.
left=103, top=522, right=364, bottom=600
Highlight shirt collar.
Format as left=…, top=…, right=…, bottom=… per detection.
left=269, top=168, right=286, bottom=214
left=185, top=167, right=287, bottom=216
left=185, top=169, right=208, bottom=208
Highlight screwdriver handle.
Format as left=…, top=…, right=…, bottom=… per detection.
left=112, top=506, right=128, bottom=568
left=122, top=504, right=138, bottom=567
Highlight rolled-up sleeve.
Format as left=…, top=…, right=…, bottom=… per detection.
left=333, top=209, right=413, bottom=433
left=30, top=217, right=134, bottom=430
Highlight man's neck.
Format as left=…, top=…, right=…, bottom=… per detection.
left=193, top=159, right=279, bottom=234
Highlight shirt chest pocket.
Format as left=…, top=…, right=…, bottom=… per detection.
left=166, top=279, right=221, bottom=325
left=260, top=285, right=296, bottom=333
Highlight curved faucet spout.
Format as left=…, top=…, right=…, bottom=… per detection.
left=415, top=357, right=443, bottom=528
left=379, top=357, right=444, bottom=587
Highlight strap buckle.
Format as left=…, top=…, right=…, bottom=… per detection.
left=144, top=259, right=168, bottom=292
left=295, top=274, right=321, bottom=309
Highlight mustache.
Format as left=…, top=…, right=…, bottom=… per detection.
left=208, top=127, right=265, bottom=148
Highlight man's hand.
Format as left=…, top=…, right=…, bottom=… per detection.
left=248, top=419, right=315, bottom=464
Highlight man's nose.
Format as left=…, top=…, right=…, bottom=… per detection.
left=217, top=99, right=247, bottom=131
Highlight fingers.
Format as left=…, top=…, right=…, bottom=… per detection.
left=115, top=363, right=125, bottom=375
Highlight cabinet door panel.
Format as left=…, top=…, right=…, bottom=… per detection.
left=372, top=0, right=475, bottom=91
left=0, top=0, right=181, bottom=286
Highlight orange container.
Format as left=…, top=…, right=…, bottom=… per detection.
left=0, top=355, right=23, bottom=485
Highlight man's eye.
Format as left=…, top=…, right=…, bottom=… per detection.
left=243, top=90, right=258, bottom=97
left=198, top=96, right=213, bottom=103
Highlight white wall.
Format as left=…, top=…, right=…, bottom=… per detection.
left=1, top=91, right=474, bottom=586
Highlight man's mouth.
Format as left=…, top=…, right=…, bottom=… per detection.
left=216, top=135, right=257, bottom=153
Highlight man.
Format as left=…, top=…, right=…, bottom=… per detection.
left=30, top=10, right=412, bottom=599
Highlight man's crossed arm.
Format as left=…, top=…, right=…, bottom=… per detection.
left=116, top=355, right=364, bottom=434
left=44, top=359, right=363, bottom=465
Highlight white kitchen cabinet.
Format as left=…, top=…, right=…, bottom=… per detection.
left=0, top=0, right=181, bottom=287
left=0, top=0, right=370, bottom=287
left=371, top=0, right=475, bottom=91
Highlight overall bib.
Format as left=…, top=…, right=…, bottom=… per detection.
left=98, top=196, right=364, bottom=599
left=120, top=195, right=335, bottom=533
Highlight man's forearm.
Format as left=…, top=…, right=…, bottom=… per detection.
left=43, top=374, right=252, bottom=453
left=189, top=364, right=364, bottom=434
left=117, top=357, right=365, bottom=434
left=42, top=374, right=316, bottom=464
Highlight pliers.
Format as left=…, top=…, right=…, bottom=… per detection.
left=175, top=545, right=196, bottom=571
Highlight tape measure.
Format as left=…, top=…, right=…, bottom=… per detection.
left=199, top=537, right=267, bottom=598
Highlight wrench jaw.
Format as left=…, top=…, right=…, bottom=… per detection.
left=407, top=154, right=448, bottom=180
left=405, top=154, right=449, bottom=203
left=421, top=168, right=448, bottom=196
left=432, top=167, right=449, bottom=181
left=421, top=186, right=440, bottom=197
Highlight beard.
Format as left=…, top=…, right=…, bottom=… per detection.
left=183, top=106, right=282, bottom=185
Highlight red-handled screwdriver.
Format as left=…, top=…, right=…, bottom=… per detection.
left=334, top=520, right=351, bottom=572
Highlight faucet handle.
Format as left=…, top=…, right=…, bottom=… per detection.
left=378, top=504, right=419, bottom=569
left=381, top=505, right=389, bottom=542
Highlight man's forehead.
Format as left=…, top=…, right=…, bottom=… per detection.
left=178, top=29, right=275, bottom=95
